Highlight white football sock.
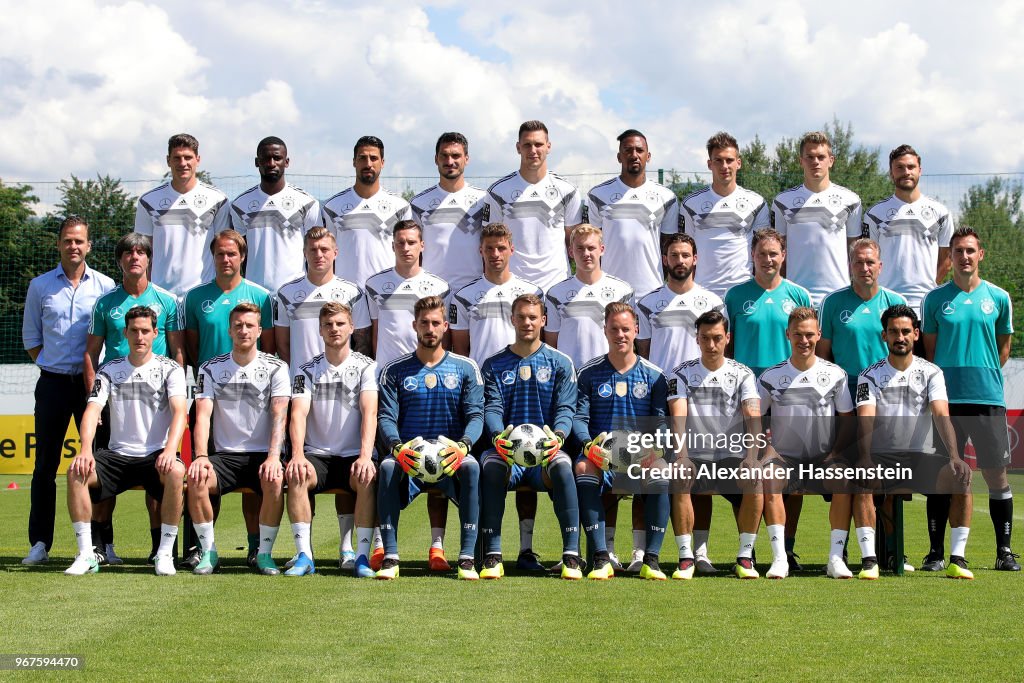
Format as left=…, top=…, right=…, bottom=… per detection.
left=356, top=527, right=373, bottom=560
left=258, top=524, right=278, bottom=555
left=73, top=521, right=92, bottom=557
left=738, top=532, right=757, bottom=559
left=951, top=526, right=970, bottom=558
left=676, top=534, right=693, bottom=559
left=193, top=521, right=215, bottom=552
left=292, top=522, right=312, bottom=559
left=767, top=524, right=785, bottom=561
left=157, top=524, right=178, bottom=556
left=855, top=526, right=875, bottom=560
left=829, top=529, right=848, bottom=561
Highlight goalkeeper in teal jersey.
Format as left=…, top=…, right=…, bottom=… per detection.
left=376, top=296, right=484, bottom=580
left=574, top=302, right=669, bottom=580
left=478, top=293, right=582, bottom=580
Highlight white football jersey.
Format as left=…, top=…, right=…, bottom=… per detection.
left=88, top=355, right=186, bottom=457
left=856, top=356, right=947, bottom=454
left=637, top=284, right=724, bottom=374
left=757, top=358, right=854, bottom=459
left=320, top=188, right=413, bottom=286
left=134, top=182, right=231, bottom=298
left=365, top=268, right=450, bottom=370
left=197, top=352, right=290, bottom=453
left=680, top=185, right=770, bottom=298
left=585, top=177, right=679, bottom=297
left=449, top=275, right=543, bottom=366
left=292, top=352, right=378, bottom=457
left=229, top=183, right=320, bottom=293
left=772, top=183, right=862, bottom=307
left=668, top=358, right=759, bottom=459
left=863, top=195, right=954, bottom=311
left=410, top=183, right=489, bottom=295
left=545, top=273, right=635, bottom=369
left=274, top=275, right=371, bottom=373
left=485, top=171, right=584, bottom=292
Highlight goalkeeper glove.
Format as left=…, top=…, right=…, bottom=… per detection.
left=438, top=435, right=469, bottom=475
left=540, top=425, right=564, bottom=466
left=583, top=431, right=611, bottom=470
left=493, top=425, right=514, bottom=465
left=392, top=438, right=422, bottom=475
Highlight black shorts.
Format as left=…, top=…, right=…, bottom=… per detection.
left=949, top=404, right=1011, bottom=469
left=210, top=452, right=270, bottom=494
left=871, top=451, right=964, bottom=495
left=767, top=453, right=840, bottom=495
left=306, top=454, right=363, bottom=495
left=92, top=449, right=173, bottom=503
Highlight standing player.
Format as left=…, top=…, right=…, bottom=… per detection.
left=585, top=129, right=679, bottom=297
left=771, top=131, right=862, bottom=308
left=922, top=226, right=1018, bottom=571
left=574, top=302, right=670, bottom=580
left=183, top=229, right=274, bottom=568
left=22, top=217, right=115, bottom=565
left=229, top=136, right=321, bottom=294
left=84, top=233, right=183, bottom=564
left=188, top=303, right=290, bottom=575
left=274, top=227, right=372, bottom=568
left=410, top=132, right=490, bottom=295
left=376, top=296, right=484, bottom=580
left=680, top=132, right=770, bottom=299
left=285, top=302, right=379, bottom=577
left=486, top=120, right=584, bottom=292
left=637, top=232, right=723, bottom=572
left=365, top=220, right=450, bottom=370
left=667, top=310, right=765, bottom=579
left=857, top=304, right=974, bottom=579
left=863, top=145, right=953, bottom=313
left=545, top=225, right=634, bottom=370
left=64, top=307, right=187, bottom=576
left=135, top=133, right=231, bottom=299
left=320, top=136, right=413, bottom=286
left=479, top=294, right=582, bottom=580
left=818, top=239, right=907, bottom=396
left=758, top=307, right=861, bottom=579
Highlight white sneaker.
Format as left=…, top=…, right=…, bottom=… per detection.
left=104, top=543, right=124, bottom=565
left=22, top=541, right=49, bottom=565
left=625, top=548, right=644, bottom=573
left=65, top=554, right=99, bottom=575
left=154, top=554, right=177, bottom=576
left=766, top=556, right=789, bottom=579
left=826, top=555, right=853, bottom=579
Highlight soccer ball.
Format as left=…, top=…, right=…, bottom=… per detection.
left=415, top=438, right=447, bottom=484
left=600, top=430, right=638, bottom=472
left=507, top=423, right=547, bottom=468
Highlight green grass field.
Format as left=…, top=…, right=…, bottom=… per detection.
left=1, top=473, right=1022, bottom=681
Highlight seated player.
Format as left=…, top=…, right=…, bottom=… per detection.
left=65, top=306, right=187, bottom=576
left=284, top=302, right=379, bottom=577
left=479, top=294, right=582, bottom=580
left=667, top=310, right=765, bottom=579
left=758, top=307, right=859, bottom=579
left=856, top=304, right=973, bottom=579
left=187, top=303, right=290, bottom=575
left=376, top=295, right=484, bottom=580
left=574, top=302, right=670, bottom=580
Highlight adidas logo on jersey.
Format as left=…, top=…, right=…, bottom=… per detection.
left=799, top=377, right=810, bottom=383
left=530, top=190, right=540, bottom=198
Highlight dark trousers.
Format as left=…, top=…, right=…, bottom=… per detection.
left=29, top=370, right=107, bottom=550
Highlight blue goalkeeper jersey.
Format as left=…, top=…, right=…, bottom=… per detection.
left=572, top=355, right=669, bottom=444
left=482, top=343, right=577, bottom=441
left=378, top=351, right=484, bottom=451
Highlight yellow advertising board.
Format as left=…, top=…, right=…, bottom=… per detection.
left=0, top=415, right=80, bottom=474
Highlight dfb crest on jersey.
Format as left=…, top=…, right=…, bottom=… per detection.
left=601, top=287, right=615, bottom=301
left=827, top=193, right=842, bottom=209
left=282, top=196, right=295, bottom=211
left=378, top=199, right=391, bottom=213
left=781, top=299, right=796, bottom=314
left=693, top=296, right=708, bottom=311
left=981, top=299, right=995, bottom=315
left=910, top=369, right=926, bottom=390
left=194, top=194, right=208, bottom=209
left=149, top=368, right=163, bottom=383
left=344, top=367, right=360, bottom=387
left=632, top=382, right=649, bottom=399
left=544, top=185, right=559, bottom=201
left=443, top=373, right=459, bottom=390
left=816, top=372, right=831, bottom=388
left=255, top=368, right=269, bottom=384
left=735, top=197, right=750, bottom=213
left=536, top=366, right=551, bottom=383
left=921, top=205, right=935, bottom=221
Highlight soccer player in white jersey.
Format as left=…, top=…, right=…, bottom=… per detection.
left=772, top=131, right=862, bottom=307
left=856, top=304, right=973, bottom=579
left=680, top=132, right=771, bottom=299
left=135, top=133, right=231, bottom=298
left=187, top=303, right=290, bottom=575
left=758, top=307, right=860, bottom=579
left=229, top=136, right=321, bottom=293
left=545, top=224, right=635, bottom=370
left=667, top=310, right=765, bottom=579
left=65, top=307, right=187, bottom=576
left=366, top=220, right=450, bottom=370
left=274, top=227, right=372, bottom=569
left=585, top=129, right=679, bottom=297
left=410, top=132, right=490, bottom=295
left=486, top=120, right=584, bottom=292
left=320, top=136, right=413, bottom=286
left=863, top=144, right=953, bottom=313
left=285, top=302, right=379, bottom=578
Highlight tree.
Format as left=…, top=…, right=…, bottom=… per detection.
left=0, top=179, right=38, bottom=227
left=0, top=180, right=48, bottom=360
left=958, top=176, right=1024, bottom=353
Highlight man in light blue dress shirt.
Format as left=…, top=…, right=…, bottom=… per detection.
left=21, top=216, right=115, bottom=564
